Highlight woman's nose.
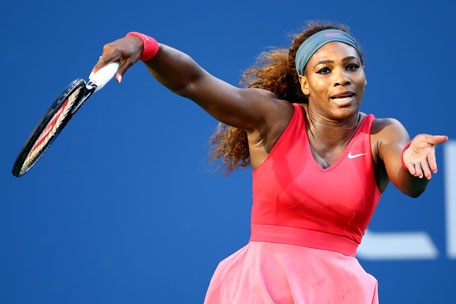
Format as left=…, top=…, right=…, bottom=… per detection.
left=333, top=68, right=350, bottom=86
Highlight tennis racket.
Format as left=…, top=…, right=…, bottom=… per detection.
left=12, top=62, right=119, bottom=177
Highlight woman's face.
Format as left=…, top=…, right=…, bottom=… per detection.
left=299, top=41, right=366, bottom=120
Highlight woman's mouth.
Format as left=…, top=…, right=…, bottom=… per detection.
left=330, top=92, right=356, bottom=106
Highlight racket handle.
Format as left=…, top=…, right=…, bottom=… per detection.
left=89, top=62, right=119, bottom=92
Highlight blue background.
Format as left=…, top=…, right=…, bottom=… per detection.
left=1, top=0, right=454, bottom=303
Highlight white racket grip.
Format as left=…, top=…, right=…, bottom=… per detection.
left=89, top=62, right=119, bottom=92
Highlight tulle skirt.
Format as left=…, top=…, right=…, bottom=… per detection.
left=205, top=242, right=378, bottom=304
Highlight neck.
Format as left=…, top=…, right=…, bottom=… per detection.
left=304, top=104, right=360, bottom=147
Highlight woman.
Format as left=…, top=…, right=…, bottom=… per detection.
left=91, top=23, right=447, bottom=303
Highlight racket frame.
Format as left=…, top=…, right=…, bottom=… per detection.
left=12, top=79, right=89, bottom=177
left=12, top=62, right=118, bottom=177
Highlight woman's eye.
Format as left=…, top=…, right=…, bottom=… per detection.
left=347, top=63, right=360, bottom=71
left=317, top=67, right=331, bottom=74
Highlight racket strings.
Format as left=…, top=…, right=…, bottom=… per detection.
left=21, top=87, right=83, bottom=174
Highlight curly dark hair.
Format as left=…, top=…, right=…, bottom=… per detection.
left=209, top=21, right=363, bottom=174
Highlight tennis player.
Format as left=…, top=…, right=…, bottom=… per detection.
left=91, top=22, right=448, bottom=303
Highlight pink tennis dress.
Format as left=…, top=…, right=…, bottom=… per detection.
left=205, top=103, right=381, bottom=303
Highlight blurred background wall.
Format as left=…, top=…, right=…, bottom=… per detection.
left=1, top=0, right=454, bottom=303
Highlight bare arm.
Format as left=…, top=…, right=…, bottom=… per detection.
left=91, top=35, right=293, bottom=132
left=373, top=118, right=448, bottom=197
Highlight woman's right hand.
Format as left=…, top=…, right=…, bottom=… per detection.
left=90, top=35, right=144, bottom=83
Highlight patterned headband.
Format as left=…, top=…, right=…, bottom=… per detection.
left=295, top=29, right=361, bottom=76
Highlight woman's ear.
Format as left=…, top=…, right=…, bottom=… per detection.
left=299, top=75, right=310, bottom=96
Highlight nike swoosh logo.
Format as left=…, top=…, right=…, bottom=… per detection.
left=348, top=152, right=367, bottom=159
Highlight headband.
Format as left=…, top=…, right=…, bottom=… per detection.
left=295, top=29, right=361, bottom=76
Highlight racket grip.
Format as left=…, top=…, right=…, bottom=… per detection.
left=89, top=62, right=119, bottom=92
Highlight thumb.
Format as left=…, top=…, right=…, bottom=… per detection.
left=425, top=135, right=449, bottom=145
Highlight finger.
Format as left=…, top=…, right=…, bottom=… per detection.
left=427, top=150, right=437, bottom=173
left=421, top=159, right=432, bottom=180
left=89, top=57, right=104, bottom=79
left=90, top=44, right=120, bottom=76
left=408, top=162, right=416, bottom=176
left=91, top=57, right=112, bottom=78
left=114, top=59, right=134, bottom=83
left=424, top=135, right=449, bottom=145
left=414, top=162, right=423, bottom=179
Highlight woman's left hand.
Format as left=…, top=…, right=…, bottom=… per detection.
left=402, top=134, right=448, bottom=179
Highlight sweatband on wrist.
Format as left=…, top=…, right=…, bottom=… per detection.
left=401, top=141, right=412, bottom=170
left=295, top=29, right=361, bottom=76
left=126, top=32, right=159, bottom=62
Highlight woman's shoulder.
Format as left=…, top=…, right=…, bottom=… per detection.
left=370, top=117, right=409, bottom=146
left=371, top=117, right=406, bottom=135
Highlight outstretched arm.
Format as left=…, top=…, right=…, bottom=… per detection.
left=90, top=34, right=293, bottom=132
left=373, top=118, right=448, bottom=197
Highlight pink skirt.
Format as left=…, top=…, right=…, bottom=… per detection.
left=204, top=242, right=378, bottom=304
